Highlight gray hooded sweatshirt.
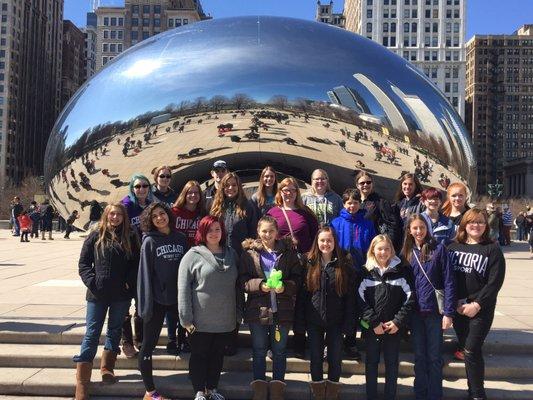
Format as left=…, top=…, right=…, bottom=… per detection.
left=137, top=230, right=188, bottom=321
left=302, top=190, right=344, bottom=226
left=178, top=245, right=239, bottom=333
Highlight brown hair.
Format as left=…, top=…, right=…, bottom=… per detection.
left=354, top=171, right=373, bottom=186
left=140, top=202, right=176, bottom=233
left=442, top=182, right=469, bottom=216
left=95, top=202, right=137, bottom=259
left=274, top=177, right=306, bottom=209
left=394, top=172, right=423, bottom=201
left=152, top=165, right=172, bottom=183
left=257, top=215, right=279, bottom=231
left=400, top=214, right=436, bottom=263
left=306, top=227, right=349, bottom=296
left=455, top=208, right=492, bottom=244
left=255, top=166, right=278, bottom=208
left=173, top=180, right=204, bottom=212
left=210, top=172, right=248, bottom=219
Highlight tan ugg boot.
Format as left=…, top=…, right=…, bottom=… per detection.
left=269, top=380, right=286, bottom=400
left=75, top=362, right=92, bottom=400
left=309, top=380, right=327, bottom=400
left=250, top=379, right=268, bottom=400
left=100, top=349, right=118, bottom=384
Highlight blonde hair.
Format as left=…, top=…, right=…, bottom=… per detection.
left=366, top=234, right=394, bottom=270
left=310, top=169, right=331, bottom=194
left=95, top=203, right=137, bottom=259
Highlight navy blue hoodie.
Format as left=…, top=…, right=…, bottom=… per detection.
left=137, top=230, right=188, bottom=320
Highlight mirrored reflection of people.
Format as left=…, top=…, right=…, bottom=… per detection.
left=448, top=209, right=506, bottom=400
left=441, top=182, right=470, bottom=233
left=394, top=173, right=424, bottom=225
left=178, top=216, right=239, bottom=400
left=73, top=203, right=140, bottom=400
left=39, top=199, right=54, bottom=240
left=210, top=172, right=257, bottom=356
left=64, top=210, right=80, bottom=239
left=355, top=172, right=402, bottom=252
left=251, top=166, right=278, bottom=218
left=295, top=227, right=356, bottom=400
left=302, top=169, right=343, bottom=227
left=267, top=177, right=319, bottom=359
left=240, top=216, right=302, bottom=400
left=120, top=174, right=154, bottom=357
left=203, top=159, right=228, bottom=213
left=358, top=235, right=415, bottom=400
left=137, top=203, right=188, bottom=400
left=401, top=215, right=456, bottom=400
left=152, top=165, right=177, bottom=207
left=89, top=200, right=103, bottom=230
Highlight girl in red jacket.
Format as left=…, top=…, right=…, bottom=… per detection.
left=17, top=211, right=32, bottom=242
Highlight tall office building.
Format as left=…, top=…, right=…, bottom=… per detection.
left=343, top=0, right=466, bottom=118
left=0, top=0, right=63, bottom=186
left=465, top=25, right=533, bottom=197
left=61, top=20, right=86, bottom=109
left=84, top=12, right=97, bottom=80
left=316, top=1, right=345, bottom=28
left=94, top=0, right=208, bottom=71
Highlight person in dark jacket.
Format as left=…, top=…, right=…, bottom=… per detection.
left=240, top=216, right=302, bottom=400
left=88, top=200, right=103, bottom=230
left=137, top=202, right=188, bottom=400
left=448, top=209, right=506, bottom=400
left=73, top=202, right=140, bottom=400
left=203, top=159, right=229, bottom=212
left=359, top=234, right=415, bottom=400
left=39, top=199, right=54, bottom=240
left=295, top=227, right=356, bottom=400
left=28, top=201, right=41, bottom=239
left=401, top=214, right=456, bottom=400
left=441, top=182, right=470, bottom=230
left=251, top=166, right=278, bottom=217
left=64, top=210, right=79, bottom=239
left=11, top=196, right=23, bottom=236
left=151, top=165, right=178, bottom=207
left=394, top=172, right=424, bottom=225
left=355, top=171, right=402, bottom=252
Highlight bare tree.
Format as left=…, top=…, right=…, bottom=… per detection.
left=232, top=93, right=253, bottom=110
left=209, top=95, right=228, bottom=112
left=269, top=95, right=289, bottom=110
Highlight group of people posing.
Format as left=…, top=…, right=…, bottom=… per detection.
left=73, top=160, right=506, bottom=400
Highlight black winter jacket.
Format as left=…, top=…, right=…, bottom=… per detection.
left=78, top=230, right=140, bottom=302
left=358, top=256, right=415, bottom=330
left=294, top=257, right=358, bottom=335
left=361, top=192, right=402, bottom=252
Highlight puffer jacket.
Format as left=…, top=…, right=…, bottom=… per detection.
left=239, top=238, right=302, bottom=327
left=294, top=257, right=357, bottom=335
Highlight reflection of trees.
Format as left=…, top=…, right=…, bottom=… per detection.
left=232, top=93, right=253, bottom=109
left=209, top=95, right=228, bottom=112
left=269, top=95, right=289, bottom=110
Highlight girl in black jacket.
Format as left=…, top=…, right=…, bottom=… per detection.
left=295, top=227, right=356, bottom=400
left=358, top=234, right=415, bottom=400
left=448, top=209, right=505, bottom=400
left=73, top=203, right=140, bottom=400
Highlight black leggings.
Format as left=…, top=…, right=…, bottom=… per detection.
left=138, top=302, right=177, bottom=392
left=453, top=308, right=495, bottom=399
left=189, top=331, right=231, bottom=392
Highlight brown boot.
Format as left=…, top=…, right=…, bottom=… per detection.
left=250, top=379, right=268, bottom=400
left=309, top=380, right=327, bottom=400
left=100, top=349, right=118, bottom=384
left=325, top=380, right=341, bottom=400
left=269, top=380, right=286, bottom=400
left=75, top=361, right=92, bottom=400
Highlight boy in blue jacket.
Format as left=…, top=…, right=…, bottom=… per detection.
left=331, top=188, right=377, bottom=361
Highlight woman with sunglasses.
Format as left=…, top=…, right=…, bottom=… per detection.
left=355, top=171, right=402, bottom=252
left=151, top=166, right=177, bottom=207
left=448, top=209, right=505, bottom=400
left=120, top=173, right=153, bottom=357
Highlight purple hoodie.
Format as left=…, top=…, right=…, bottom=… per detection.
left=121, top=195, right=151, bottom=230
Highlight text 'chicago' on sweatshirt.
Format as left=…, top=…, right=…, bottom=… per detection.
left=137, top=230, right=188, bottom=320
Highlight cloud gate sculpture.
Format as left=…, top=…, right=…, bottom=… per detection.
left=44, top=16, right=476, bottom=228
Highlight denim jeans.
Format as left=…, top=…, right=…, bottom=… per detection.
left=411, top=313, right=443, bottom=400
left=73, top=299, right=131, bottom=362
left=249, top=322, right=289, bottom=381
left=364, top=330, right=401, bottom=400
left=307, top=323, right=343, bottom=382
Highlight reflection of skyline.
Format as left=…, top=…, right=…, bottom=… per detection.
left=327, top=85, right=370, bottom=114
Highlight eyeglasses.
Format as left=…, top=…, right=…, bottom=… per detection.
left=134, top=184, right=149, bottom=189
left=358, top=181, right=372, bottom=186
left=158, top=174, right=171, bottom=179
left=281, top=188, right=297, bottom=194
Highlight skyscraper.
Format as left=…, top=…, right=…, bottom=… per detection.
left=62, top=20, right=86, bottom=109
left=0, top=0, right=63, bottom=186
left=343, top=0, right=466, bottom=118
left=465, top=25, right=533, bottom=197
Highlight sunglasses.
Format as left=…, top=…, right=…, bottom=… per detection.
left=281, top=188, right=297, bottom=194
left=358, top=181, right=372, bottom=186
left=134, top=184, right=149, bottom=189
left=158, top=174, right=171, bottom=179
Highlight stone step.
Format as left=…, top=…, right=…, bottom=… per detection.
left=1, top=321, right=532, bottom=356
left=0, top=343, right=531, bottom=380
left=1, top=367, right=532, bottom=399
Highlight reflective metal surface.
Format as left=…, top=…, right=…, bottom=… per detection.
left=44, top=16, right=476, bottom=227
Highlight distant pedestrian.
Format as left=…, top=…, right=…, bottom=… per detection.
left=64, top=210, right=80, bottom=239
left=17, top=211, right=32, bottom=242
left=502, top=206, right=513, bottom=245
left=10, top=196, right=23, bottom=236
left=28, top=201, right=41, bottom=239
left=39, top=199, right=54, bottom=240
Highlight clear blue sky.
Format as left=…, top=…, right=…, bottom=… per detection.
left=65, top=0, right=533, bottom=39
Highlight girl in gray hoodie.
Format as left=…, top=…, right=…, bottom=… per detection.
left=178, top=215, right=240, bottom=400
left=302, top=169, right=343, bottom=227
left=137, top=203, right=188, bottom=400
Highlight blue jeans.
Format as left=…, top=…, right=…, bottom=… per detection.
left=411, top=313, right=443, bottom=400
left=364, top=330, right=401, bottom=400
left=73, top=299, right=131, bottom=362
left=249, top=322, right=289, bottom=381
left=307, top=323, right=343, bottom=382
